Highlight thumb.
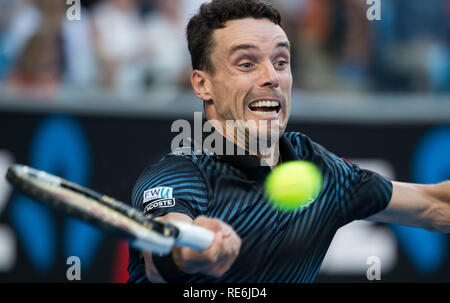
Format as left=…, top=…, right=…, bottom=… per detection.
left=194, top=216, right=233, bottom=237
left=193, top=216, right=223, bottom=233
left=193, top=216, right=233, bottom=237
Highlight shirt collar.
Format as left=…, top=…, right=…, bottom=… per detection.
left=218, top=135, right=299, bottom=175
left=199, top=123, right=300, bottom=180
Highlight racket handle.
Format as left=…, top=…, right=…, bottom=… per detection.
left=171, top=221, right=215, bottom=251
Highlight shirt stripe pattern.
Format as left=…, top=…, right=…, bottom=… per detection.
left=127, top=132, right=393, bottom=283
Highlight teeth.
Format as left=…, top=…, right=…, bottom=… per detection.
left=249, top=100, right=280, bottom=108
left=253, top=110, right=277, bottom=114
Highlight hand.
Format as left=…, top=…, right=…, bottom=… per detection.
left=172, top=216, right=241, bottom=277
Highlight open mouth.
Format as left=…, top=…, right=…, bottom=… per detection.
left=248, top=100, right=281, bottom=114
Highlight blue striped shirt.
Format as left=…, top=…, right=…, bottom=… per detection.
left=127, top=131, right=392, bottom=283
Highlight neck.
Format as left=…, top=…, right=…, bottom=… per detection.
left=208, top=119, right=281, bottom=168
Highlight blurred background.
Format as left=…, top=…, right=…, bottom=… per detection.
left=1, top=0, right=449, bottom=94
left=0, top=0, right=449, bottom=282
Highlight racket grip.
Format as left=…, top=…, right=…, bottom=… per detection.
left=171, top=221, right=215, bottom=251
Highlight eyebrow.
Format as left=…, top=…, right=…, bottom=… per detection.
left=276, top=41, right=290, bottom=52
left=229, top=41, right=290, bottom=56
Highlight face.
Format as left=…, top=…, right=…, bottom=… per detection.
left=195, top=18, right=292, bottom=147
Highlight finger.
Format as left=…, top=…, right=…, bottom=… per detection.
left=197, top=258, right=230, bottom=277
left=193, top=216, right=235, bottom=239
left=195, top=237, right=241, bottom=277
left=204, top=243, right=239, bottom=277
left=193, top=216, right=223, bottom=233
left=213, top=258, right=235, bottom=277
left=184, top=230, right=224, bottom=264
left=191, top=232, right=229, bottom=275
left=208, top=232, right=241, bottom=272
left=204, top=231, right=224, bottom=263
left=219, top=221, right=233, bottom=237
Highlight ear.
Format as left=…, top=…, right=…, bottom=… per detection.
left=191, top=70, right=213, bottom=102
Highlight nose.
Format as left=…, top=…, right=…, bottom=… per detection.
left=259, top=61, right=279, bottom=89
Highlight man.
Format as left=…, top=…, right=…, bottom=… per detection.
left=127, top=0, right=450, bottom=283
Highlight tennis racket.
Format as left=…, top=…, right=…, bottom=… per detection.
left=6, top=164, right=214, bottom=255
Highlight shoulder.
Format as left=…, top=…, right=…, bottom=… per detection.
left=133, top=152, right=210, bottom=184
left=282, top=131, right=361, bottom=186
left=283, top=131, right=343, bottom=163
left=132, top=153, right=209, bottom=203
left=283, top=132, right=392, bottom=222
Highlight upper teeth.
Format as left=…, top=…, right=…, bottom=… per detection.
left=249, top=100, right=280, bottom=108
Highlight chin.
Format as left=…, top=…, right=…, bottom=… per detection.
left=256, top=120, right=284, bottom=145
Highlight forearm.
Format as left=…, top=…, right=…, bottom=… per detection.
left=367, top=181, right=450, bottom=232
left=143, top=251, right=166, bottom=283
left=422, top=180, right=450, bottom=232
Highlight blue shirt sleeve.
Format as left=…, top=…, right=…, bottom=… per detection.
left=131, top=154, right=209, bottom=220
left=293, top=132, right=393, bottom=224
left=337, top=160, right=393, bottom=223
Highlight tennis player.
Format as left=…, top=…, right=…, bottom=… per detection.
left=127, top=0, right=450, bottom=283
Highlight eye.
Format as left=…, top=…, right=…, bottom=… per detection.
left=238, top=62, right=254, bottom=70
left=275, top=59, right=289, bottom=69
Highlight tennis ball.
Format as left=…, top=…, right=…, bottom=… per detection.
left=264, top=161, right=323, bottom=211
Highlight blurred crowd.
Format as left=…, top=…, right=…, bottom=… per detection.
left=0, top=0, right=448, bottom=98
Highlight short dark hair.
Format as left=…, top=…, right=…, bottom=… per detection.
left=186, top=0, right=282, bottom=74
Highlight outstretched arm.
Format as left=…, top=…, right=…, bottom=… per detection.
left=367, top=181, right=450, bottom=232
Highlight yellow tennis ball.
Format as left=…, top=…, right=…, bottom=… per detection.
left=265, top=161, right=323, bottom=211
